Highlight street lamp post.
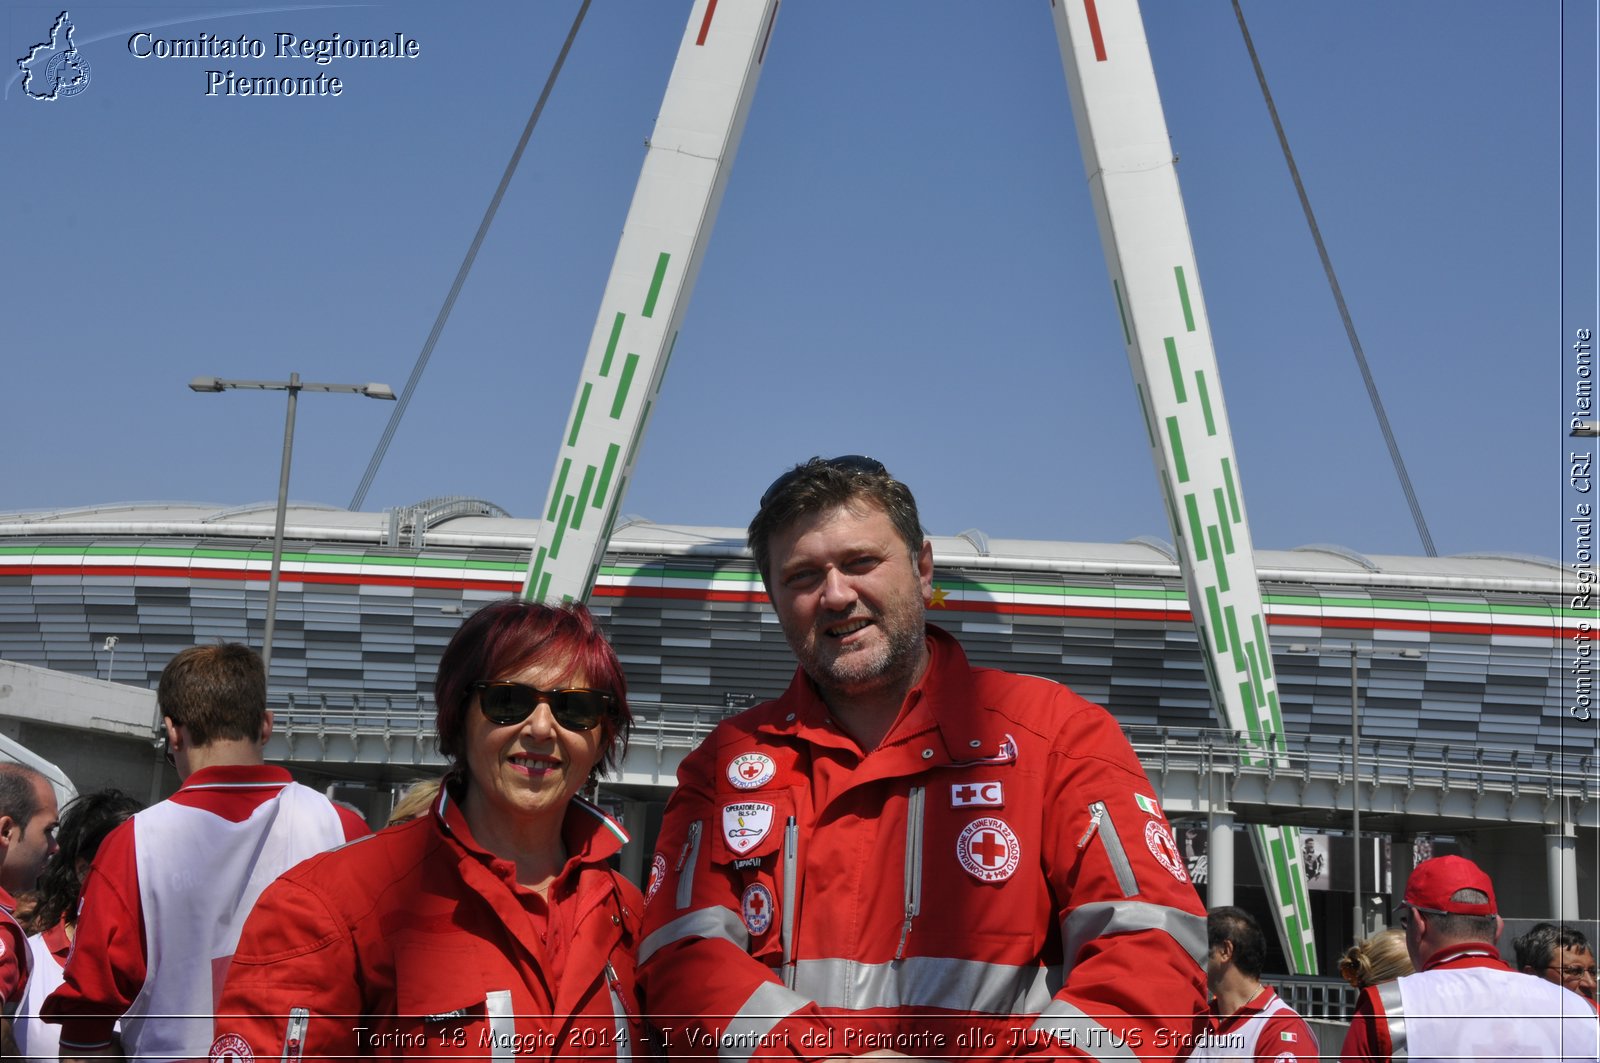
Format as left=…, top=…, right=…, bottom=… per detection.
left=189, top=374, right=395, bottom=681
left=1288, top=642, right=1423, bottom=940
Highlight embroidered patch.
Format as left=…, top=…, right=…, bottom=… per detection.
left=1145, top=819, right=1189, bottom=882
left=1135, top=793, right=1163, bottom=819
left=727, top=752, right=777, bottom=790
left=950, top=781, right=1004, bottom=808
left=721, top=802, right=775, bottom=855
left=646, top=853, right=668, bottom=903
left=1273, top=1054, right=1297, bottom=1063
left=741, top=883, right=776, bottom=935
left=957, top=817, right=1020, bottom=883
left=733, top=857, right=763, bottom=870
left=209, top=1032, right=255, bottom=1063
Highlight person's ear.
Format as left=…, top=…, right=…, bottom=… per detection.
left=260, top=710, right=275, bottom=745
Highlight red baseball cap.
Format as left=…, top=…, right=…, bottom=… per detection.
left=1401, top=855, right=1497, bottom=916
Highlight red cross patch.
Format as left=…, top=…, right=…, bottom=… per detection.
left=741, top=883, right=775, bottom=935
left=957, top=817, right=1020, bottom=883
left=726, top=753, right=776, bottom=791
left=950, top=781, right=1004, bottom=808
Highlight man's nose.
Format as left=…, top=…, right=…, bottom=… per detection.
left=818, top=567, right=856, bottom=609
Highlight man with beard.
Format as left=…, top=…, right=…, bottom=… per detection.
left=638, top=456, right=1209, bottom=1062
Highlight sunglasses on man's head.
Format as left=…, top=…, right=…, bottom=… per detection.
left=470, top=681, right=616, bottom=731
left=759, top=454, right=887, bottom=509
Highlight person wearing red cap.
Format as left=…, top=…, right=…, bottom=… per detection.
left=1340, top=855, right=1599, bottom=1062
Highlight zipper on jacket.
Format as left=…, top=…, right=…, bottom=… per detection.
left=895, top=786, right=925, bottom=961
left=675, top=820, right=702, bottom=910
left=281, top=1006, right=308, bottom=1062
left=1082, top=801, right=1138, bottom=897
left=605, top=961, right=635, bottom=1061
left=781, top=816, right=798, bottom=988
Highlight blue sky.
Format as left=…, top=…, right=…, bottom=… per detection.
left=4, top=1, right=1594, bottom=562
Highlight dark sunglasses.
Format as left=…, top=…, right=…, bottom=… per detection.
left=470, top=681, right=616, bottom=731
left=759, top=455, right=888, bottom=508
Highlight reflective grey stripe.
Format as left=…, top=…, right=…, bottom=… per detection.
left=791, top=955, right=1060, bottom=1014
left=1377, top=980, right=1408, bottom=1060
left=485, top=989, right=514, bottom=1062
left=281, top=1006, right=308, bottom=1062
left=781, top=818, right=798, bottom=987
left=1090, top=801, right=1138, bottom=897
left=676, top=820, right=703, bottom=910
left=1060, top=901, right=1208, bottom=971
left=1031, top=999, right=1140, bottom=1063
left=606, top=963, right=633, bottom=1062
left=897, top=786, right=925, bottom=960
left=639, top=906, right=750, bottom=964
left=719, top=980, right=814, bottom=1063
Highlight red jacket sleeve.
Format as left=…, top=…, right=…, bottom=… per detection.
left=1339, top=987, right=1388, bottom=1063
left=215, top=868, right=364, bottom=1059
left=41, top=820, right=144, bottom=1051
left=1025, top=698, right=1211, bottom=1059
left=0, top=916, right=25, bottom=1004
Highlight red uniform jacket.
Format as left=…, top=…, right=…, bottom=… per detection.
left=0, top=885, right=29, bottom=1004
left=215, top=786, right=646, bottom=1059
left=638, top=626, right=1209, bottom=1062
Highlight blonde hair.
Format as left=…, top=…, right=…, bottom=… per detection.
left=386, top=777, right=443, bottom=826
left=1340, top=928, right=1414, bottom=988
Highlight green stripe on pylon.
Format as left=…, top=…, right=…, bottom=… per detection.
left=1184, top=494, right=1206, bottom=561
left=611, top=354, right=640, bottom=418
left=643, top=252, right=670, bottom=317
left=1253, top=616, right=1274, bottom=679
left=1245, top=640, right=1266, bottom=709
left=1174, top=265, right=1196, bottom=332
left=1240, top=680, right=1262, bottom=734
left=1165, top=417, right=1189, bottom=482
left=1112, top=279, right=1132, bottom=345
left=1221, top=458, right=1241, bottom=523
left=1164, top=338, right=1187, bottom=403
left=1214, top=489, right=1235, bottom=553
left=601, top=312, right=625, bottom=377
left=549, top=496, right=574, bottom=558
left=568, top=384, right=592, bottom=447
left=1267, top=690, right=1286, bottom=734
left=1206, top=586, right=1226, bottom=653
left=1195, top=370, right=1216, bottom=436
left=547, top=459, right=572, bottom=522
left=595, top=444, right=621, bottom=509
left=571, top=466, right=597, bottom=531
left=536, top=569, right=553, bottom=602
left=1224, top=605, right=1247, bottom=676
left=526, top=547, right=547, bottom=600
left=1209, top=526, right=1229, bottom=592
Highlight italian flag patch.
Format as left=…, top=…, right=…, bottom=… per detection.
left=1135, top=793, right=1162, bottom=818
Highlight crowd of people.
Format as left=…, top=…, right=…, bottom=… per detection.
left=0, top=457, right=1592, bottom=1061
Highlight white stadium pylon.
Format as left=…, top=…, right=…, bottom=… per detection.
left=1047, top=0, right=1316, bottom=973
left=523, top=0, right=781, bottom=604
left=530, top=0, right=1317, bottom=972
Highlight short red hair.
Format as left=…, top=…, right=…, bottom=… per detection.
left=434, top=599, right=631, bottom=779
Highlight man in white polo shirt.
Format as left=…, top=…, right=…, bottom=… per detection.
left=1341, top=855, right=1598, bottom=1062
left=1192, top=906, right=1318, bottom=1062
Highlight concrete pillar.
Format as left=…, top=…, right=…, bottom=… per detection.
left=1209, top=812, right=1235, bottom=908
left=1547, top=823, right=1580, bottom=920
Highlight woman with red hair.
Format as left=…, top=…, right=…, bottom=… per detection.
left=217, top=599, right=643, bottom=1058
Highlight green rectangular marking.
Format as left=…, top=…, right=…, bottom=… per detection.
left=1174, top=265, right=1196, bottom=332
left=546, top=459, right=572, bottom=522
left=1206, top=586, right=1226, bottom=652
left=570, top=466, right=597, bottom=531
left=1164, top=338, right=1188, bottom=403
left=1134, top=383, right=1157, bottom=448
left=600, top=312, right=626, bottom=377
left=525, top=547, right=546, bottom=601
left=626, top=401, right=651, bottom=466
left=1112, top=279, right=1132, bottom=345
left=1267, top=691, right=1286, bottom=734
left=1245, top=640, right=1266, bottom=707
left=594, top=444, right=621, bottom=509
left=1184, top=494, right=1207, bottom=560
left=567, top=384, right=593, bottom=447
left=1240, top=680, right=1263, bottom=736
left=548, top=496, right=574, bottom=559
left=1195, top=370, right=1216, bottom=436
left=1221, top=458, right=1241, bottom=522
left=1165, top=417, right=1190, bottom=482
left=536, top=570, right=552, bottom=602
left=1209, top=526, right=1230, bottom=592
left=610, top=354, right=641, bottom=418
left=642, top=252, right=670, bottom=317
left=1252, top=616, right=1274, bottom=679
left=1224, top=605, right=1247, bottom=675
left=1214, top=489, right=1236, bottom=553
